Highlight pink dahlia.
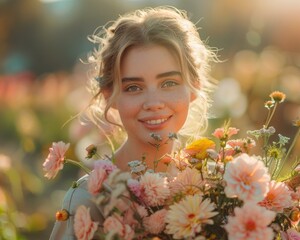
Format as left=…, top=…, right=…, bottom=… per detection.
left=103, top=214, right=134, bottom=240
left=93, top=159, right=117, bottom=174
left=259, top=180, right=293, bottom=212
left=212, top=127, right=239, bottom=140
left=224, top=202, right=276, bottom=240
left=165, top=195, right=217, bottom=239
left=140, top=173, right=170, bottom=207
left=143, top=209, right=167, bottom=234
left=224, top=153, right=270, bottom=202
left=43, top=141, right=70, bottom=179
left=74, top=205, right=98, bottom=240
left=127, top=178, right=142, bottom=197
left=87, top=166, right=107, bottom=195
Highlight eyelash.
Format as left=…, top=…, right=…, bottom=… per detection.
left=162, top=80, right=179, bottom=88
left=124, top=85, right=142, bottom=92
left=123, top=80, right=179, bottom=92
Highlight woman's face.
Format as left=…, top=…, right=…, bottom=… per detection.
left=114, top=44, right=193, bottom=144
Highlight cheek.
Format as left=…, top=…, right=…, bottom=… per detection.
left=115, top=98, right=139, bottom=121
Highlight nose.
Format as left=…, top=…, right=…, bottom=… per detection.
left=142, top=93, right=165, bottom=111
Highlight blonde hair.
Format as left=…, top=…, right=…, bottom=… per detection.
left=86, top=6, right=216, bottom=142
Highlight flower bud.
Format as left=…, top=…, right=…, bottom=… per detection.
left=85, top=144, right=97, bottom=159
left=290, top=208, right=300, bottom=222
left=56, top=209, right=70, bottom=221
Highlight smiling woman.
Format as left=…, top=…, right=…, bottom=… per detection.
left=49, top=6, right=217, bottom=239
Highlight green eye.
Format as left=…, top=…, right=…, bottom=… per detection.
left=162, top=81, right=178, bottom=88
left=125, top=85, right=142, bottom=92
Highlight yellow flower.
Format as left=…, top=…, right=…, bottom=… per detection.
left=269, top=91, right=286, bottom=103
left=184, top=138, right=215, bottom=160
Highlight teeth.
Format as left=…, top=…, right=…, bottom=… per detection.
left=146, top=118, right=167, bottom=125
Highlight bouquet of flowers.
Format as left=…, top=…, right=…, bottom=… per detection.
left=43, top=91, right=300, bottom=240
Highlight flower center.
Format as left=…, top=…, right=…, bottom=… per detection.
left=245, top=220, right=256, bottom=231
left=188, top=213, right=195, bottom=219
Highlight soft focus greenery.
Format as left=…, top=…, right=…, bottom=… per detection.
left=0, top=0, right=300, bottom=239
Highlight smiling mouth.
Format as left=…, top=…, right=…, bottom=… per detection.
left=145, top=118, right=168, bottom=125
left=139, top=116, right=171, bottom=126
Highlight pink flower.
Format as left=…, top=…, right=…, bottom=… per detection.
left=140, top=173, right=170, bottom=207
left=143, top=209, right=167, bottom=234
left=93, top=159, right=117, bottom=174
left=87, top=166, right=107, bottom=195
left=227, top=138, right=256, bottom=154
left=259, top=181, right=293, bottom=212
left=280, top=228, right=300, bottom=240
left=43, top=141, right=70, bottom=179
left=127, top=178, right=142, bottom=197
left=103, top=214, right=134, bottom=240
left=224, top=202, right=276, bottom=240
left=224, top=153, right=270, bottom=202
left=74, top=205, right=98, bottom=240
left=212, top=127, right=239, bottom=140
left=291, top=186, right=300, bottom=201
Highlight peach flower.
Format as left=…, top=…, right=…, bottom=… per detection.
left=169, top=167, right=205, bottom=197
left=87, top=166, right=107, bottom=195
left=143, top=209, right=167, bottom=234
left=103, top=214, right=134, bottom=240
left=259, top=180, right=293, bottom=212
left=224, top=153, right=270, bottom=203
left=43, top=141, right=70, bottom=179
left=74, top=205, right=98, bottom=240
left=140, top=173, right=170, bottom=207
left=165, top=195, right=217, bottom=239
left=224, top=202, right=275, bottom=240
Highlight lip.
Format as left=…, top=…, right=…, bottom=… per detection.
left=138, top=115, right=172, bottom=130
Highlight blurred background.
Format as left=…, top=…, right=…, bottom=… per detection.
left=0, top=0, right=300, bottom=239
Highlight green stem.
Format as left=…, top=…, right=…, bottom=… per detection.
left=265, top=103, right=278, bottom=128
left=276, top=127, right=300, bottom=178
left=65, top=159, right=91, bottom=175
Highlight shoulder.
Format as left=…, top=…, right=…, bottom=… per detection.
left=49, top=174, right=104, bottom=240
left=62, top=174, right=104, bottom=219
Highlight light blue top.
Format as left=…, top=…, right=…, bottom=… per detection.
left=49, top=175, right=104, bottom=240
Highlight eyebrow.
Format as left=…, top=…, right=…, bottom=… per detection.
left=121, top=71, right=182, bottom=82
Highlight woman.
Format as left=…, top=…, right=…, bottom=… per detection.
left=49, top=6, right=216, bottom=239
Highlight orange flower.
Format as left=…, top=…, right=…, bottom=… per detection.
left=184, top=138, right=215, bottom=160
left=55, top=209, right=69, bottom=221
left=269, top=91, right=286, bottom=103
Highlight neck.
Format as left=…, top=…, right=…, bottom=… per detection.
left=114, top=138, right=174, bottom=172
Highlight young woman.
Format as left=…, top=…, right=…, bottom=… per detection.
left=50, top=6, right=216, bottom=239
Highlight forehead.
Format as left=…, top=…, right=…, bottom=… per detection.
left=120, top=44, right=181, bottom=77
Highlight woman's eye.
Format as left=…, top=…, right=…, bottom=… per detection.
left=124, top=85, right=142, bottom=92
left=162, top=81, right=179, bottom=88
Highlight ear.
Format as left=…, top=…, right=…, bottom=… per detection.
left=190, top=91, right=197, bottom=102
